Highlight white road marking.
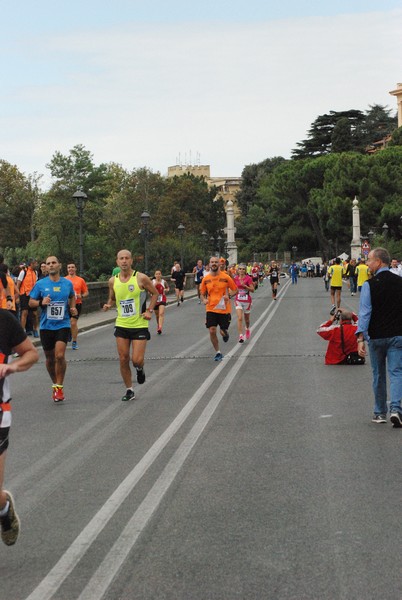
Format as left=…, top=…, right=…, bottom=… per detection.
left=25, top=282, right=290, bottom=600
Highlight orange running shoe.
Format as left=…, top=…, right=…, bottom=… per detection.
left=53, top=385, right=65, bottom=403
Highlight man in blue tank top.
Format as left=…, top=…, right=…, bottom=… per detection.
left=29, top=256, right=77, bottom=403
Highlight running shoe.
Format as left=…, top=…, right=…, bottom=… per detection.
left=371, top=414, right=387, bottom=424
left=157, top=328, right=162, bottom=334
left=330, top=305, right=337, bottom=315
left=245, top=329, right=251, bottom=340
left=136, top=368, right=146, bottom=384
left=53, top=385, right=65, bottom=403
left=181, top=297, right=184, bottom=303
left=72, top=341, right=79, bottom=350
left=121, top=389, right=135, bottom=402
left=0, top=491, right=20, bottom=546
left=238, top=335, right=244, bottom=343
left=214, top=352, right=223, bottom=362
left=390, top=412, right=402, bottom=428
left=177, top=301, right=180, bottom=307
left=222, top=330, right=229, bottom=343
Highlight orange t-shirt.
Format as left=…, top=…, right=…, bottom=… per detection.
left=200, top=272, right=237, bottom=314
left=65, top=275, right=88, bottom=304
left=0, top=276, right=16, bottom=311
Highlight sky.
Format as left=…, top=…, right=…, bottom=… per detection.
left=1, top=0, right=402, bottom=187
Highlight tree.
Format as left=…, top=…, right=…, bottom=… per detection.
left=0, top=160, right=37, bottom=250
left=292, top=110, right=365, bottom=159
left=236, top=157, right=286, bottom=216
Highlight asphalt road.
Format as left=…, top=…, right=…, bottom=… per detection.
left=2, top=278, right=402, bottom=600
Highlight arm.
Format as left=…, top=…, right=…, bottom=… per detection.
left=316, top=318, right=337, bottom=340
left=103, top=277, right=116, bottom=311
left=79, top=280, right=89, bottom=300
left=138, top=273, right=159, bottom=319
left=0, top=337, right=39, bottom=379
left=68, top=293, right=78, bottom=317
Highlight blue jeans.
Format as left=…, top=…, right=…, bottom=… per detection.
left=349, top=277, right=357, bottom=294
left=368, top=336, right=402, bottom=415
left=291, top=274, right=298, bottom=284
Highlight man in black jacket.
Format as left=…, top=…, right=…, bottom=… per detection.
left=356, top=247, right=402, bottom=425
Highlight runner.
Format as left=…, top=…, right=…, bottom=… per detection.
left=251, top=262, right=259, bottom=290
left=152, top=270, right=169, bottom=334
left=171, top=263, right=186, bottom=306
left=0, top=309, right=38, bottom=545
left=267, top=261, right=280, bottom=300
left=328, top=257, right=345, bottom=314
left=102, top=250, right=158, bottom=401
left=233, top=264, right=254, bottom=342
left=192, top=259, right=205, bottom=303
left=200, top=256, right=237, bottom=361
left=65, top=261, right=89, bottom=350
left=29, top=256, right=77, bottom=403
left=16, top=258, right=39, bottom=337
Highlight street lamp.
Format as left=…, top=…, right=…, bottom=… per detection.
left=201, top=230, right=208, bottom=263
left=72, top=189, right=88, bottom=276
left=140, top=210, right=151, bottom=274
left=382, top=222, right=389, bottom=240
left=177, top=223, right=185, bottom=267
left=291, top=246, right=298, bottom=261
left=217, top=235, right=223, bottom=256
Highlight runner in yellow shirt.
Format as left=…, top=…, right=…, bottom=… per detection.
left=328, top=258, right=345, bottom=314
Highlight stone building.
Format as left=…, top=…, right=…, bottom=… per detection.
left=167, top=164, right=241, bottom=216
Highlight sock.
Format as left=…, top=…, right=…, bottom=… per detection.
left=0, top=501, right=10, bottom=517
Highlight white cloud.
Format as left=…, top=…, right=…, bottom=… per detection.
left=1, top=9, right=401, bottom=183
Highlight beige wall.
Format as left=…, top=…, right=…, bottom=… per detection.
left=389, top=82, right=402, bottom=128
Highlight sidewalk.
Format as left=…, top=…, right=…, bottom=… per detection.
left=30, top=289, right=199, bottom=346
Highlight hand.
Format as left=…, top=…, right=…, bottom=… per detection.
left=42, top=294, right=51, bottom=306
left=357, top=341, right=366, bottom=357
left=142, top=310, right=152, bottom=321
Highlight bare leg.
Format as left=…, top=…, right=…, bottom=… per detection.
left=209, top=326, right=220, bottom=352
left=116, top=337, right=132, bottom=388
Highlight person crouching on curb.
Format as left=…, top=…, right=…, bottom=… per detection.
left=317, top=308, right=360, bottom=365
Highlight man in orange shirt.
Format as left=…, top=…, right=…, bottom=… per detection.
left=200, top=255, right=237, bottom=361
left=65, top=262, right=89, bottom=350
left=16, top=258, right=38, bottom=337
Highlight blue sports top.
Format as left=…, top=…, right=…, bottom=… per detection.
left=30, top=276, right=74, bottom=330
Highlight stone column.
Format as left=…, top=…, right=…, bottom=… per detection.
left=389, top=83, right=402, bottom=127
left=223, top=200, right=238, bottom=264
left=350, top=196, right=361, bottom=260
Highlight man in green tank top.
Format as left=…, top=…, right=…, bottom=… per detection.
left=103, top=250, right=158, bottom=401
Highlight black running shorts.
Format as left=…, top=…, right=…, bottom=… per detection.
left=114, top=327, right=151, bottom=341
left=40, top=328, right=71, bottom=351
left=205, top=312, right=231, bottom=330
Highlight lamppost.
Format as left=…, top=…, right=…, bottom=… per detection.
left=291, top=246, right=298, bottom=261
left=382, top=222, right=389, bottom=240
left=177, top=223, right=185, bottom=267
left=217, top=235, right=223, bottom=256
left=201, top=230, right=208, bottom=263
left=72, top=189, right=88, bottom=276
left=140, top=210, right=151, bottom=274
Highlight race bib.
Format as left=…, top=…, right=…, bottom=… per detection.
left=47, top=302, right=65, bottom=320
left=157, top=294, right=163, bottom=303
left=120, top=299, right=136, bottom=317
left=238, top=291, right=249, bottom=301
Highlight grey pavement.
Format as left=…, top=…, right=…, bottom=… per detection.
left=3, top=278, right=402, bottom=600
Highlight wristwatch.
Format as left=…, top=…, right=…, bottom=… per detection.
left=148, top=308, right=154, bottom=313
